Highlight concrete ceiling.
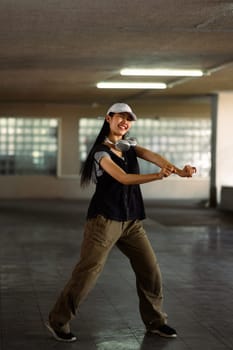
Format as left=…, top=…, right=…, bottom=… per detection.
left=0, top=0, right=233, bottom=106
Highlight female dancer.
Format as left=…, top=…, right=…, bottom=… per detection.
left=46, top=102, right=196, bottom=342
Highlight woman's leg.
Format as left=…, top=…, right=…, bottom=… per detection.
left=49, top=216, right=122, bottom=331
left=116, top=219, right=166, bottom=329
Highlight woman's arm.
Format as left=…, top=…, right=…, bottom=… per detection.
left=99, top=156, right=173, bottom=185
left=135, top=145, right=196, bottom=177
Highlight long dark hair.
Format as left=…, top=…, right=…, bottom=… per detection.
left=80, top=119, right=110, bottom=187
left=80, top=113, right=130, bottom=187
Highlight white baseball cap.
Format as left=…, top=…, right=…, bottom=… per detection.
left=107, top=102, right=137, bottom=121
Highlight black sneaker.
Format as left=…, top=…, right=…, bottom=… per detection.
left=45, top=321, right=77, bottom=342
left=147, top=324, right=177, bottom=338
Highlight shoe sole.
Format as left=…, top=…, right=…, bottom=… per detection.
left=148, top=329, right=177, bottom=338
left=45, top=321, right=77, bottom=342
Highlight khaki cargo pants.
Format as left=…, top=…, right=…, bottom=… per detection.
left=49, top=215, right=167, bottom=332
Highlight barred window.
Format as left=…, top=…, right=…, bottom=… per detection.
left=133, top=117, right=211, bottom=177
left=0, top=118, right=58, bottom=175
left=79, top=117, right=211, bottom=177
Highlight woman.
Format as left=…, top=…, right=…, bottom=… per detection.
left=46, top=102, right=196, bottom=342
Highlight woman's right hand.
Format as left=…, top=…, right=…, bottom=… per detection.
left=158, top=166, right=174, bottom=179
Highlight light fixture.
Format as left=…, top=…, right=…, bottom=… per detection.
left=96, top=82, right=167, bottom=89
left=120, top=68, right=204, bottom=77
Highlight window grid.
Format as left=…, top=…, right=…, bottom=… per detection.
left=133, top=118, right=211, bottom=177
left=0, top=118, right=58, bottom=175
left=79, top=117, right=211, bottom=177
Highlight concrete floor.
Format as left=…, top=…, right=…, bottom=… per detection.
left=0, top=199, right=233, bottom=350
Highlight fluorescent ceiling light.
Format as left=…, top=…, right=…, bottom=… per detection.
left=97, top=82, right=167, bottom=89
left=120, top=68, right=204, bottom=77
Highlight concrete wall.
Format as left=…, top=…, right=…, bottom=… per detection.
left=216, top=92, right=233, bottom=210
left=0, top=99, right=211, bottom=200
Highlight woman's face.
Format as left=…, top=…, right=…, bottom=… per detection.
left=106, top=112, right=133, bottom=137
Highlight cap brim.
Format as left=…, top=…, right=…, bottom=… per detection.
left=129, top=112, right=137, bottom=121
left=107, top=108, right=137, bottom=121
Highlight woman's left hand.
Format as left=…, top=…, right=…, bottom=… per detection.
left=180, top=165, right=197, bottom=177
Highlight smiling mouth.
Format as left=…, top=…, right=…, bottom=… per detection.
left=119, top=125, right=128, bottom=131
